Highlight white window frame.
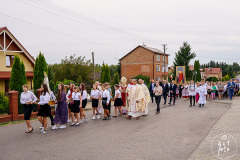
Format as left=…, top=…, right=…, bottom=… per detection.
left=157, top=55, right=160, bottom=61
left=162, top=64, right=168, bottom=72
left=156, top=65, right=160, bottom=72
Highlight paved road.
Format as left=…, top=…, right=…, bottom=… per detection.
left=0, top=98, right=230, bottom=160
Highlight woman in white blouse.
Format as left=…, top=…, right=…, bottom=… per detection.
left=20, top=84, right=38, bottom=133
left=91, top=84, right=101, bottom=120
left=112, top=84, right=123, bottom=117
left=37, top=83, right=50, bottom=134
left=79, top=83, right=88, bottom=123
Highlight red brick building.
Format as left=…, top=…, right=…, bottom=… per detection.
left=120, top=45, right=170, bottom=82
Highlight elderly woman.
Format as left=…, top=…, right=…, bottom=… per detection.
left=218, top=82, right=224, bottom=100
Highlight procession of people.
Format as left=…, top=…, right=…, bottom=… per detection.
left=20, top=72, right=239, bottom=134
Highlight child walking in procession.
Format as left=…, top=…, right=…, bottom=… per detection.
left=80, top=83, right=88, bottom=123
left=52, top=83, right=68, bottom=129
left=70, top=86, right=81, bottom=126
left=20, top=84, right=38, bottom=133
left=112, top=84, right=123, bottom=117
left=91, top=84, right=101, bottom=120
left=101, top=84, right=110, bottom=120
left=37, top=83, right=50, bottom=134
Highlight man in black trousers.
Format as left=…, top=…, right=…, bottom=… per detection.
left=162, top=80, right=169, bottom=105
left=169, top=80, right=177, bottom=105
left=149, top=79, right=156, bottom=103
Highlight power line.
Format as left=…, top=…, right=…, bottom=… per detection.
left=0, top=12, right=100, bottom=44
left=18, top=0, right=150, bottom=42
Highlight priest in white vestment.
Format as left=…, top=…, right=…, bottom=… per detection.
left=198, top=82, right=207, bottom=107
left=138, top=79, right=150, bottom=115
left=126, top=79, right=145, bottom=119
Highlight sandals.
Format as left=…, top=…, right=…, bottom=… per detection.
left=25, top=126, right=33, bottom=133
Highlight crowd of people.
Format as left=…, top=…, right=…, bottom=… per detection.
left=20, top=76, right=239, bottom=134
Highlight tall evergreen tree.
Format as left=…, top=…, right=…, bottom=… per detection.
left=100, top=62, right=106, bottom=83
left=112, top=72, right=120, bottom=96
left=33, top=52, right=48, bottom=91
left=9, top=55, right=24, bottom=93
left=20, top=61, right=27, bottom=85
left=173, top=42, right=196, bottom=80
left=194, top=60, right=201, bottom=82
left=104, top=64, right=111, bottom=83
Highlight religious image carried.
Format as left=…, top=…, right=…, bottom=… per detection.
left=176, top=66, right=186, bottom=85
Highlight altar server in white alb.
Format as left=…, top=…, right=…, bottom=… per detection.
left=198, top=82, right=207, bottom=107
left=188, top=80, right=197, bottom=107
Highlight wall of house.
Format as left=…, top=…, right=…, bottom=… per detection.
left=0, top=80, right=5, bottom=92
left=0, top=51, right=33, bottom=72
left=120, top=47, right=168, bottom=82
left=27, top=79, right=33, bottom=90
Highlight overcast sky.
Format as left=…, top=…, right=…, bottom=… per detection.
left=1, top=0, right=240, bottom=66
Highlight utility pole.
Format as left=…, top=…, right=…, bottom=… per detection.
left=92, top=52, right=95, bottom=83
left=162, top=44, right=167, bottom=80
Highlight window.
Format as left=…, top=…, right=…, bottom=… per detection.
left=156, top=76, right=160, bottom=81
left=157, top=55, right=160, bottom=61
left=156, top=65, right=160, bottom=72
left=162, top=65, right=168, bottom=72
left=6, top=55, right=14, bottom=67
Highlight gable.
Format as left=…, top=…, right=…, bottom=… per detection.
left=0, top=27, right=35, bottom=66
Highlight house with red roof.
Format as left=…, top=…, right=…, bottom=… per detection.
left=201, top=67, right=222, bottom=80
left=0, top=27, right=35, bottom=93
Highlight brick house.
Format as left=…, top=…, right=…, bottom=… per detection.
left=0, top=27, right=35, bottom=93
left=120, top=45, right=169, bottom=82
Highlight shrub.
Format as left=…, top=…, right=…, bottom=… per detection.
left=205, top=77, right=218, bottom=82
left=0, top=92, right=9, bottom=114
left=133, top=74, right=150, bottom=87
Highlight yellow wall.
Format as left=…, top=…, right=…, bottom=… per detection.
left=0, top=80, right=5, bottom=92
left=27, top=79, right=33, bottom=89
left=0, top=79, right=32, bottom=92
left=0, top=51, right=33, bottom=71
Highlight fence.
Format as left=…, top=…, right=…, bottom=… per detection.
left=0, top=89, right=55, bottom=123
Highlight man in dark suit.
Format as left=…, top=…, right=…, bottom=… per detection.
left=149, top=79, right=156, bottom=103
left=159, top=79, right=163, bottom=87
left=162, top=80, right=169, bottom=105
left=169, top=80, right=177, bottom=105
left=227, top=79, right=235, bottom=100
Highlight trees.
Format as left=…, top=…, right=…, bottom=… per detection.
left=100, top=63, right=111, bottom=83
left=173, top=42, right=196, bottom=80
left=49, top=54, right=92, bottom=84
left=9, top=55, right=27, bottom=93
left=9, top=56, right=27, bottom=114
left=33, top=52, right=48, bottom=91
left=133, top=74, right=150, bottom=87
left=100, top=62, right=106, bottom=83
left=104, top=64, right=111, bottom=83
left=201, top=61, right=240, bottom=78
left=194, top=60, right=201, bottom=82
left=112, top=72, right=120, bottom=96
left=20, top=61, right=27, bottom=85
